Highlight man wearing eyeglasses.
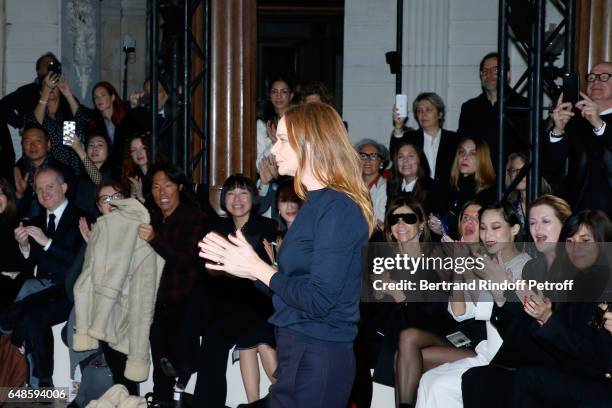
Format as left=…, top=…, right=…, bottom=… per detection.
left=457, top=52, right=530, bottom=170
left=545, top=61, right=612, bottom=215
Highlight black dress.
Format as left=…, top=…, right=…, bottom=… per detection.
left=211, top=214, right=279, bottom=350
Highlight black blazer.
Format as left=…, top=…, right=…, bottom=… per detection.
left=389, top=128, right=458, bottom=188
left=19, top=201, right=84, bottom=287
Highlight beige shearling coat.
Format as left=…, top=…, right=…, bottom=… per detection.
left=73, top=198, right=165, bottom=382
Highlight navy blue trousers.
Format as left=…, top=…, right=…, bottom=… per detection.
left=270, top=328, right=355, bottom=408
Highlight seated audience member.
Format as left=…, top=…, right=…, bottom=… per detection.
left=355, top=138, right=389, bottom=228
left=0, top=52, right=59, bottom=130
left=68, top=132, right=114, bottom=219
left=137, top=164, right=211, bottom=405
left=0, top=178, right=23, bottom=312
left=503, top=153, right=553, bottom=243
left=128, top=78, right=182, bottom=165
left=428, top=136, right=496, bottom=239
left=84, top=82, right=130, bottom=173
left=545, top=61, right=612, bottom=215
left=14, top=125, right=75, bottom=219
left=457, top=52, right=529, bottom=169
left=387, top=140, right=434, bottom=211
left=256, top=76, right=294, bottom=168
left=195, top=174, right=278, bottom=407
left=121, top=134, right=152, bottom=207
left=275, top=177, right=301, bottom=234
left=7, top=167, right=84, bottom=386
left=25, top=72, right=88, bottom=175
left=302, top=81, right=334, bottom=105
left=415, top=202, right=530, bottom=408
left=390, top=92, right=458, bottom=188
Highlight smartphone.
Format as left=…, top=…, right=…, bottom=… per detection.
left=432, top=213, right=450, bottom=235
left=395, top=94, right=408, bottom=118
left=446, top=331, right=471, bottom=348
left=63, top=121, right=76, bottom=145
left=562, top=72, right=579, bottom=105
left=48, top=60, right=62, bottom=76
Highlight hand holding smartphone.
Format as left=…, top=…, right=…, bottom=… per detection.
left=395, top=94, right=408, bottom=118
left=63, top=121, right=76, bottom=146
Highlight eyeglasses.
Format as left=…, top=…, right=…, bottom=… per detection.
left=506, top=168, right=523, bottom=177
left=389, top=213, right=418, bottom=226
left=586, top=73, right=612, bottom=83
left=480, top=66, right=499, bottom=76
left=270, top=88, right=291, bottom=95
left=359, top=152, right=381, bottom=161
left=97, top=192, right=124, bottom=205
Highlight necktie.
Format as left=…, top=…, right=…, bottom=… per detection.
left=47, top=213, right=56, bottom=238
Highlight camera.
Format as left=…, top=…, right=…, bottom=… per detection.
left=48, top=60, right=62, bottom=76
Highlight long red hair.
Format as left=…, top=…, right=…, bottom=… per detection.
left=91, top=81, right=127, bottom=125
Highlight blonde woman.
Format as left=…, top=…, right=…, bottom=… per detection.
left=199, top=102, right=374, bottom=408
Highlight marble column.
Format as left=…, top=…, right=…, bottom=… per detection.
left=403, top=0, right=450, bottom=109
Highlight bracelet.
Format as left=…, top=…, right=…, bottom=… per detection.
left=550, top=129, right=564, bottom=137
left=593, top=122, right=606, bottom=133
left=38, top=99, right=48, bottom=106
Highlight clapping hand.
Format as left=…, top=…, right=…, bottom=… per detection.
left=266, top=120, right=278, bottom=143
left=13, top=167, right=29, bottom=199
left=598, top=303, right=612, bottom=335
left=14, top=222, right=30, bottom=250
left=24, top=225, right=50, bottom=247
left=79, top=217, right=92, bottom=243
left=522, top=291, right=552, bottom=325
left=198, top=230, right=265, bottom=281
left=129, top=176, right=144, bottom=202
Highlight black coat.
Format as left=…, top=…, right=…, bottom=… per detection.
left=389, top=128, right=458, bottom=188
left=542, top=112, right=612, bottom=216
left=0, top=81, right=40, bottom=129
left=458, top=89, right=530, bottom=169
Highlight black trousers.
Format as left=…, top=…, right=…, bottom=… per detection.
left=100, top=341, right=139, bottom=395
left=193, top=316, right=241, bottom=408
left=150, top=302, right=187, bottom=401
left=16, top=289, right=71, bottom=381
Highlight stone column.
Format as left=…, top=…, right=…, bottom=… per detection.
left=61, top=0, right=101, bottom=101
left=403, top=0, right=450, bottom=106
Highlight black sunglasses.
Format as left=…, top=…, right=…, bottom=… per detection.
left=389, top=212, right=418, bottom=226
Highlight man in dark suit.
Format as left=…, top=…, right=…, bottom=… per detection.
left=390, top=92, right=458, bottom=188
left=10, top=166, right=84, bottom=386
left=544, top=61, right=612, bottom=215
left=0, top=53, right=60, bottom=130
left=457, top=52, right=529, bottom=169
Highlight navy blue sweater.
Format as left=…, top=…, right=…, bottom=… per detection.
left=268, top=187, right=369, bottom=344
